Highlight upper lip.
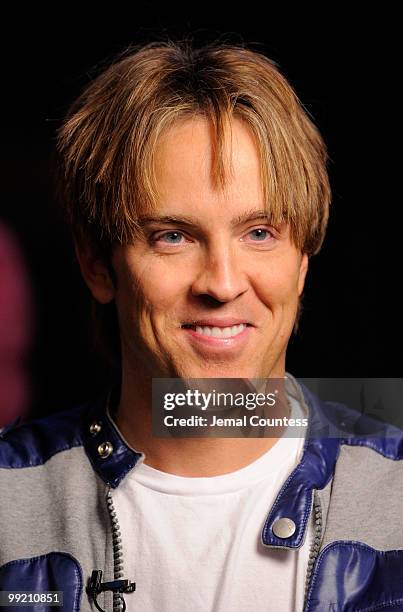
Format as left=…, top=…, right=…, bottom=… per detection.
left=181, top=318, right=252, bottom=328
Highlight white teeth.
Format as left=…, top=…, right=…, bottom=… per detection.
left=193, top=324, right=246, bottom=338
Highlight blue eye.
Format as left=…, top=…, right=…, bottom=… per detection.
left=249, top=228, right=271, bottom=241
left=159, top=231, right=184, bottom=243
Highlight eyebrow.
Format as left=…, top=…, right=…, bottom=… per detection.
left=137, top=209, right=273, bottom=229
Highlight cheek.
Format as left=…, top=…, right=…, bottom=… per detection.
left=118, top=259, right=189, bottom=324
left=253, top=260, right=302, bottom=308
left=149, top=264, right=191, bottom=318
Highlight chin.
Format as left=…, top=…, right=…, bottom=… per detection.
left=175, top=362, right=268, bottom=380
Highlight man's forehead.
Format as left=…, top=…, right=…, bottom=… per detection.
left=153, top=117, right=261, bottom=185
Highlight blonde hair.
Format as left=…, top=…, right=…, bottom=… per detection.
left=57, top=40, right=331, bottom=259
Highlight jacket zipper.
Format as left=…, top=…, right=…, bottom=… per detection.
left=106, top=488, right=126, bottom=611
left=304, top=491, right=323, bottom=609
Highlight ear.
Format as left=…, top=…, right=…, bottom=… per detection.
left=297, top=253, right=309, bottom=296
left=74, top=242, right=115, bottom=304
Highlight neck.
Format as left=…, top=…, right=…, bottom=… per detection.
left=114, top=362, right=287, bottom=477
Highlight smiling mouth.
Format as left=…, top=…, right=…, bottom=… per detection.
left=181, top=323, right=251, bottom=338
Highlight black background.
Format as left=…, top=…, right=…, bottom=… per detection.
left=1, top=5, right=400, bottom=418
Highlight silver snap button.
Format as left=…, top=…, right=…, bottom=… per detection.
left=272, top=517, right=296, bottom=539
left=89, top=421, right=102, bottom=436
left=98, top=441, right=113, bottom=459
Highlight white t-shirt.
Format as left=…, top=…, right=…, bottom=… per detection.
left=111, top=376, right=312, bottom=612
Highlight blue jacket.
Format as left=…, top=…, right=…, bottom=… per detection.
left=0, top=382, right=402, bottom=611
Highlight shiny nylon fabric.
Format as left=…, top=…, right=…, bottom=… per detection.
left=305, top=542, right=403, bottom=611
left=0, top=552, right=83, bottom=611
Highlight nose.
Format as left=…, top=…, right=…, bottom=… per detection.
left=191, top=242, right=249, bottom=303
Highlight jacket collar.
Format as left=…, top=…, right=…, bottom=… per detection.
left=82, top=378, right=341, bottom=531
left=83, top=394, right=143, bottom=488
left=81, top=377, right=402, bottom=550
left=260, top=379, right=402, bottom=549
left=261, top=380, right=340, bottom=548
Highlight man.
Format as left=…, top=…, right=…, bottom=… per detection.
left=0, top=41, right=402, bottom=612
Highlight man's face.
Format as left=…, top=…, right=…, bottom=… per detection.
left=109, top=116, right=308, bottom=379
